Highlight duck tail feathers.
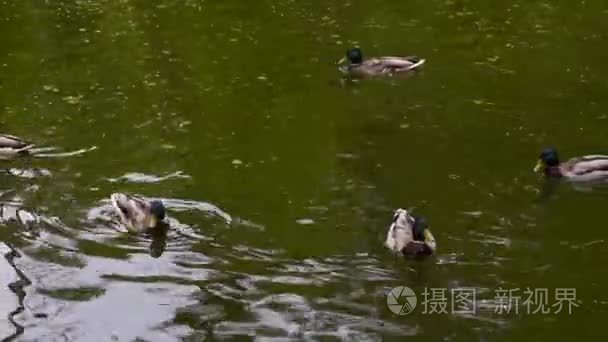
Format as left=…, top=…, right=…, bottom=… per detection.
left=16, top=144, right=35, bottom=154
left=406, top=58, right=425, bottom=71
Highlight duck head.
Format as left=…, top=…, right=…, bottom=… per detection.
left=412, top=216, right=428, bottom=241
left=534, top=148, right=560, bottom=173
left=338, top=47, right=364, bottom=65
left=148, top=200, right=166, bottom=227
left=346, top=48, right=363, bottom=64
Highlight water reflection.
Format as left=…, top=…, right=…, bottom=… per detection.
left=536, top=177, right=562, bottom=204
left=536, top=177, right=608, bottom=205
left=106, top=171, right=191, bottom=184
left=2, top=168, right=52, bottom=179
left=148, top=222, right=169, bottom=258
left=0, top=200, right=65, bottom=240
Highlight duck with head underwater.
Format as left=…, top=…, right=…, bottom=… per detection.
left=534, top=147, right=608, bottom=182
left=338, top=47, right=425, bottom=77
left=110, top=193, right=167, bottom=233
left=385, top=208, right=436, bottom=257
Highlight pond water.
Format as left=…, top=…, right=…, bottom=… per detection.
left=1, top=0, right=608, bottom=341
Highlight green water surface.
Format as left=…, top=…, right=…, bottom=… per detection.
left=1, top=0, right=608, bottom=341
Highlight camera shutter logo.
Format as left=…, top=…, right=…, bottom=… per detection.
left=387, top=286, right=417, bottom=315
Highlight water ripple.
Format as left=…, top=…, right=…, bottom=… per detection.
left=106, top=171, right=191, bottom=183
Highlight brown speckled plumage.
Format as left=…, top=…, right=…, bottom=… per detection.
left=110, top=193, right=164, bottom=233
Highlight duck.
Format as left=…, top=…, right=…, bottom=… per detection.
left=338, top=47, right=425, bottom=77
left=0, top=134, right=35, bottom=159
left=534, top=148, right=608, bottom=182
left=384, top=208, right=436, bottom=257
left=110, top=193, right=167, bottom=233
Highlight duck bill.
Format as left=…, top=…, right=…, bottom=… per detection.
left=337, top=57, right=346, bottom=64
left=533, top=159, right=543, bottom=173
left=423, top=229, right=437, bottom=251
left=149, top=216, right=158, bottom=228
left=423, top=229, right=434, bottom=243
